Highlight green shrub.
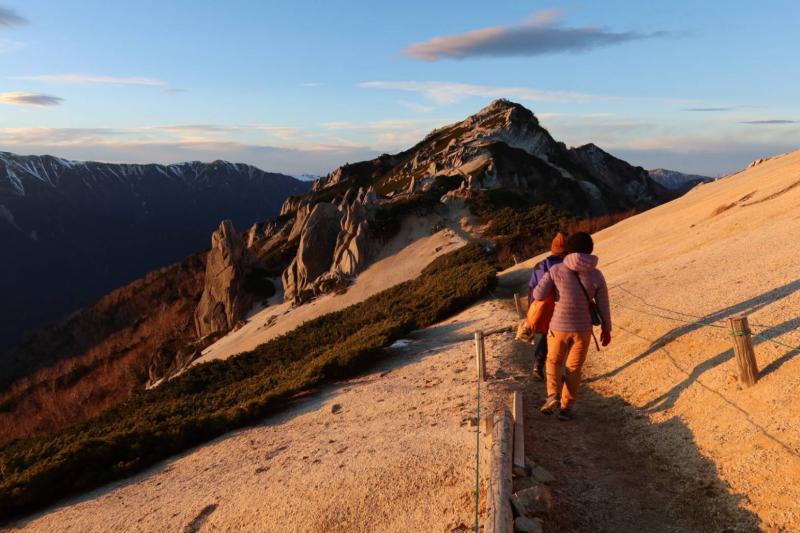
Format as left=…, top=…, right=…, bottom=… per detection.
left=0, top=242, right=495, bottom=521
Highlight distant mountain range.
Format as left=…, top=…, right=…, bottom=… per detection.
left=0, top=153, right=309, bottom=350
left=648, top=168, right=714, bottom=194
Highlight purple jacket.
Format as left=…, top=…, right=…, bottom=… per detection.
left=532, top=253, right=612, bottom=333
left=527, top=255, right=563, bottom=304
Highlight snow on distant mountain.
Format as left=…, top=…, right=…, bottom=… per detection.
left=648, top=168, right=714, bottom=193
left=293, top=174, right=322, bottom=182
left=0, top=152, right=310, bottom=349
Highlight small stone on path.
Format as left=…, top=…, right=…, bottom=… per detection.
left=514, top=516, right=543, bottom=533
left=531, top=465, right=555, bottom=484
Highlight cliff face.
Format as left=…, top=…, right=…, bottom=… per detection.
left=194, top=220, right=254, bottom=338
left=280, top=188, right=378, bottom=302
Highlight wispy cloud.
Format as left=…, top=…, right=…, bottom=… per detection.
left=0, top=38, right=24, bottom=53
left=404, top=9, right=666, bottom=61
left=12, top=74, right=166, bottom=86
left=683, top=107, right=736, bottom=112
left=0, top=92, right=63, bottom=107
left=683, top=105, right=757, bottom=112
left=161, top=87, right=187, bottom=94
left=301, top=82, right=321, bottom=87
left=740, top=119, right=796, bottom=125
left=398, top=99, right=435, bottom=113
left=0, top=127, right=122, bottom=144
left=0, top=7, right=26, bottom=27
left=0, top=127, right=379, bottom=175
left=359, top=80, right=603, bottom=104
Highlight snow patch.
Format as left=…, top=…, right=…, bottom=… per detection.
left=0, top=204, right=21, bottom=230
left=389, top=339, right=412, bottom=349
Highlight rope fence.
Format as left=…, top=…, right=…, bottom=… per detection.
left=611, top=285, right=800, bottom=354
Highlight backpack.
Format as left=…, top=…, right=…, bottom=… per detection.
left=526, top=258, right=557, bottom=334
left=528, top=256, right=561, bottom=302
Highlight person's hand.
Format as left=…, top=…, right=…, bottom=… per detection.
left=600, top=330, right=612, bottom=347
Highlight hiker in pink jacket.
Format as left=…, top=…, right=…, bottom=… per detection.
left=532, top=232, right=612, bottom=420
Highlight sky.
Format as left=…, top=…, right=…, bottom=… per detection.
left=1, top=1, right=799, bottom=177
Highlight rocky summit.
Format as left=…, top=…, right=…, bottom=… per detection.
left=259, top=99, right=673, bottom=302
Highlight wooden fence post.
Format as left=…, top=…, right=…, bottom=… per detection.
left=486, top=410, right=514, bottom=533
left=475, top=331, right=486, bottom=381
left=513, top=294, right=523, bottom=319
left=512, top=392, right=525, bottom=471
left=729, top=315, right=759, bottom=387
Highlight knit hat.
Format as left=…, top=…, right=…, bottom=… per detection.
left=550, top=232, right=567, bottom=255
left=565, top=232, right=594, bottom=254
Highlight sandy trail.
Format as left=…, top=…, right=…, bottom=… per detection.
left=506, top=150, right=800, bottom=530
left=11, top=296, right=523, bottom=533
left=520, top=345, right=761, bottom=532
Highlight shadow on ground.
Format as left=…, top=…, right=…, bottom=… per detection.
left=596, top=279, right=800, bottom=384
left=512, top=334, right=761, bottom=532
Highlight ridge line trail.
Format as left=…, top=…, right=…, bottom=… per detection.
left=518, top=339, right=761, bottom=532
left=495, top=266, right=759, bottom=532
left=509, top=151, right=800, bottom=531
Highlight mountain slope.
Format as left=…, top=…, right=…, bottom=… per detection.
left=0, top=153, right=310, bottom=349
left=648, top=167, right=714, bottom=193
left=502, top=148, right=800, bottom=529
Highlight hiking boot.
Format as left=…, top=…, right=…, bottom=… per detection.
left=540, top=396, right=558, bottom=415
left=532, top=367, right=544, bottom=381
left=557, top=408, right=574, bottom=421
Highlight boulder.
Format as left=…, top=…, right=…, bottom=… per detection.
left=282, top=187, right=378, bottom=303
left=510, top=484, right=554, bottom=517
left=282, top=202, right=342, bottom=302
left=279, top=194, right=306, bottom=216
left=245, top=220, right=282, bottom=249
left=514, top=516, right=543, bottom=533
left=287, top=201, right=314, bottom=241
left=530, top=465, right=555, bottom=485
left=330, top=187, right=377, bottom=277
left=194, top=220, right=253, bottom=337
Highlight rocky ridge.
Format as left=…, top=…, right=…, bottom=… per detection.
left=195, top=220, right=255, bottom=338
left=267, top=99, right=672, bottom=302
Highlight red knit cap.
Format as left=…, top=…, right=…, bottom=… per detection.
left=550, top=232, right=567, bottom=255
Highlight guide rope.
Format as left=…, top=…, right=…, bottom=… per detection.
left=610, top=285, right=800, bottom=353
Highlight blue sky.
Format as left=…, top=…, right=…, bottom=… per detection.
left=1, top=1, right=799, bottom=176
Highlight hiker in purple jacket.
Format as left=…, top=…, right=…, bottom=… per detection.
left=527, top=233, right=567, bottom=381
left=533, top=232, right=612, bottom=420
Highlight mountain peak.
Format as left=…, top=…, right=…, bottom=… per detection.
left=471, top=98, right=540, bottom=129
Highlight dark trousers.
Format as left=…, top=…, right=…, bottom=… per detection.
left=533, top=333, right=548, bottom=374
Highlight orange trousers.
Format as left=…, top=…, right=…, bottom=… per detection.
left=546, top=330, right=593, bottom=409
